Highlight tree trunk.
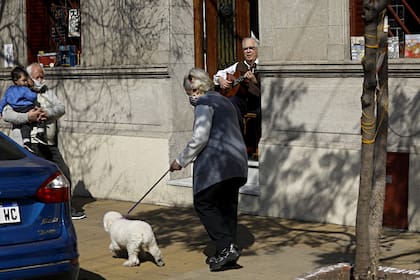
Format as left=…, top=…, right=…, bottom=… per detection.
left=354, top=1, right=390, bottom=280
left=369, top=7, right=389, bottom=273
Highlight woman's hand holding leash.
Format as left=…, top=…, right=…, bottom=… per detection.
left=169, top=160, right=182, bottom=172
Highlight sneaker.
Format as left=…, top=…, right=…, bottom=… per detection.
left=35, top=133, right=48, bottom=145
left=23, top=142, right=35, bottom=153
left=206, top=256, right=216, bottom=265
left=71, top=208, right=86, bottom=220
left=209, top=244, right=240, bottom=272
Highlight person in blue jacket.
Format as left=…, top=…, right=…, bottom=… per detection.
left=170, top=68, right=248, bottom=271
left=0, top=66, right=47, bottom=152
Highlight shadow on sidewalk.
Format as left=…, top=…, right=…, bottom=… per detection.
left=78, top=268, right=105, bottom=280
left=126, top=204, right=356, bottom=266
left=71, top=180, right=96, bottom=212
left=73, top=197, right=420, bottom=272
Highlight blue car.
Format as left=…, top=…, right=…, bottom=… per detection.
left=0, top=131, right=79, bottom=280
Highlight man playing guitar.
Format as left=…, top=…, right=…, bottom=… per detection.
left=213, top=37, right=260, bottom=159
left=214, top=37, right=260, bottom=101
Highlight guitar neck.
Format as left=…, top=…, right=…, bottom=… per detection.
left=232, top=76, right=245, bottom=87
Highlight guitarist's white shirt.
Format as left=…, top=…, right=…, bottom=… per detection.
left=213, top=58, right=259, bottom=85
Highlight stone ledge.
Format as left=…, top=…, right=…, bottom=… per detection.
left=0, top=65, right=170, bottom=80
left=258, top=61, right=420, bottom=78
left=167, top=161, right=260, bottom=196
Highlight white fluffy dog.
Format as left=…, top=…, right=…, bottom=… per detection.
left=103, top=211, right=165, bottom=267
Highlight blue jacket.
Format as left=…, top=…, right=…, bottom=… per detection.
left=176, top=91, right=248, bottom=194
left=0, top=86, right=37, bottom=114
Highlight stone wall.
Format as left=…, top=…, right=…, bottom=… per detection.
left=258, top=0, right=420, bottom=228
left=0, top=0, right=196, bottom=206
left=259, top=0, right=349, bottom=63
left=0, top=0, right=419, bottom=230
left=0, top=1, right=27, bottom=66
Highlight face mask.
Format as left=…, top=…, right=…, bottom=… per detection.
left=189, top=95, right=199, bottom=106
left=32, top=79, right=47, bottom=92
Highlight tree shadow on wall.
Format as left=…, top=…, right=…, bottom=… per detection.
left=50, top=2, right=192, bottom=200
left=261, top=77, right=363, bottom=222
left=253, top=77, right=420, bottom=269
left=256, top=76, right=362, bottom=267
left=0, top=2, right=194, bottom=199
left=388, top=85, right=420, bottom=149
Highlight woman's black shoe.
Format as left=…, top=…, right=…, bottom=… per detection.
left=209, top=244, right=240, bottom=272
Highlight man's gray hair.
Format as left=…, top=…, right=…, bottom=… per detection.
left=26, top=62, right=44, bottom=78
left=242, top=37, right=259, bottom=48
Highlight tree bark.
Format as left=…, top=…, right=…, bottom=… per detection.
left=369, top=7, right=389, bottom=274
left=354, top=1, right=390, bottom=279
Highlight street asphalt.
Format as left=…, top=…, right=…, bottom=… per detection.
left=71, top=197, right=420, bottom=280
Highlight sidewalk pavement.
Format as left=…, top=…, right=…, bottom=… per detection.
left=72, top=197, right=420, bottom=280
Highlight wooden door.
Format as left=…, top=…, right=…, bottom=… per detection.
left=383, top=152, right=409, bottom=229
left=350, top=0, right=364, bottom=36
left=193, top=0, right=254, bottom=77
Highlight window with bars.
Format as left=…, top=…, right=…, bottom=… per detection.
left=350, top=0, right=420, bottom=59
left=26, top=0, right=81, bottom=66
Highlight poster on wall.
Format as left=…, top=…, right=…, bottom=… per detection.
left=388, top=37, right=399, bottom=59
left=68, top=9, right=80, bottom=37
left=351, top=36, right=364, bottom=61
left=404, top=34, right=420, bottom=58
left=3, top=44, right=13, bottom=67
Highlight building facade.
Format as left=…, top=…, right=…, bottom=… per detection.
left=0, top=0, right=419, bottom=231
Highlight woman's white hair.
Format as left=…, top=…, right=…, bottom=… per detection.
left=183, top=68, right=214, bottom=93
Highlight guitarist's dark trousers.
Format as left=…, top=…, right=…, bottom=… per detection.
left=229, top=93, right=261, bottom=158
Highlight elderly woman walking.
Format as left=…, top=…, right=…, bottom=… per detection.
left=170, top=68, right=248, bottom=271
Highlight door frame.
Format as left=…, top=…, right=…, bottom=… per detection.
left=193, top=0, right=251, bottom=77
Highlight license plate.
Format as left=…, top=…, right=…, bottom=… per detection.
left=0, top=203, right=21, bottom=224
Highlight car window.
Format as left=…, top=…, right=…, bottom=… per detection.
left=0, top=135, right=26, bottom=160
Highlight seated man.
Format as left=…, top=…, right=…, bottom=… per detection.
left=213, top=37, right=261, bottom=159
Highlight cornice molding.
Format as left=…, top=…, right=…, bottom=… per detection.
left=258, top=61, right=420, bottom=78
left=0, top=65, right=170, bottom=80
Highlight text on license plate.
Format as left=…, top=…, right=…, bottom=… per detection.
left=0, top=203, right=21, bottom=224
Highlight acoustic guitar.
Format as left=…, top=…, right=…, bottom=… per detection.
left=218, top=73, right=245, bottom=97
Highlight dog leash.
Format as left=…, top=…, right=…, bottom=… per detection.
left=126, top=169, right=170, bottom=216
